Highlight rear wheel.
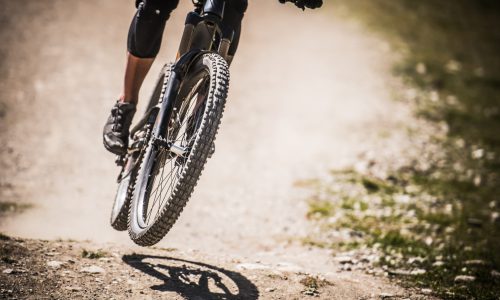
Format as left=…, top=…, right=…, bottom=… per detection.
left=128, top=53, right=229, bottom=246
left=110, top=157, right=135, bottom=231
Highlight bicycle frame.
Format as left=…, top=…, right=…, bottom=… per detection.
left=151, top=0, right=233, bottom=145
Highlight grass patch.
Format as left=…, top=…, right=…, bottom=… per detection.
left=301, top=237, right=329, bottom=249
left=302, top=168, right=500, bottom=299
left=307, top=198, right=334, bottom=219
left=314, top=1, right=500, bottom=298
left=151, top=247, right=177, bottom=252
left=300, top=275, right=333, bottom=296
left=0, top=232, right=11, bottom=241
left=0, top=201, right=32, bottom=213
left=300, top=275, right=333, bottom=289
left=81, top=249, right=108, bottom=259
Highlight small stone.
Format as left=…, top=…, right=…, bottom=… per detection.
left=3, top=268, right=27, bottom=274
left=80, top=265, right=105, bottom=274
left=454, top=275, right=475, bottom=283
left=421, top=288, right=432, bottom=295
left=334, top=256, right=353, bottom=264
left=387, top=269, right=411, bottom=276
left=47, top=261, right=65, bottom=269
left=341, top=264, right=352, bottom=271
left=471, top=149, right=484, bottom=159
left=467, top=218, right=482, bottom=227
left=64, top=286, right=83, bottom=292
left=445, top=60, right=462, bottom=73
left=98, top=257, right=113, bottom=263
left=464, top=260, right=487, bottom=266
left=302, top=288, right=318, bottom=296
left=432, top=261, right=444, bottom=267
left=379, top=292, right=394, bottom=299
left=235, top=263, right=271, bottom=271
left=265, top=287, right=276, bottom=293
left=491, top=270, right=500, bottom=278
left=491, top=212, right=500, bottom=223
left=415, top=63, right=426, bottom=75
left=61, top=270, right=74, bottom=277
left=410, top=269, right=426, bottom=275
left=407, top=257, right=425, bottom=265
left=127, top=279, right=137, bottom=285
left=275, top=262, right=302, bottom=273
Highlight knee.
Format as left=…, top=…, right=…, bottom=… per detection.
left=136, top=0, right=179, bottom=19
left=127, top=0, right=180, bottom=58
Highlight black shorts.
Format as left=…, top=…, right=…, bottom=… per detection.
left=128, top=0, right=248, bottom=58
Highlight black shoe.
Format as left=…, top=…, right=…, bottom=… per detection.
left=103, top=101, right=137, bottom=155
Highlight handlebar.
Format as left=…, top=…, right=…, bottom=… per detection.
left=191, top=0, right=322, bottom=12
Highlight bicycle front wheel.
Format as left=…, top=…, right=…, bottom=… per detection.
left=128, top=53, right=229, bottom=246
left=110, top=63, right=173, bottom=231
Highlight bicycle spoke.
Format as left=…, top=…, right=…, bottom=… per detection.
left=146, top=151, right=165, bottom=224
left=157, top=158, right=176, bottom=218
left=146, top=151, right=177, bottom=224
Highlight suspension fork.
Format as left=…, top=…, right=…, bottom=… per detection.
left=153, top=72, right=180, bottom=140
left=177, top=0, right=232, bottom=61
left=153, top=50, right=210, bottom=149
left=154, top=0, right=229, bottom=153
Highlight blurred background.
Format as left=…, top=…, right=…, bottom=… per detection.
left=0, top=0, right=499, bottom=298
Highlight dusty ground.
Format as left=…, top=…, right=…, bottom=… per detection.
left=0, top=0, right=434, bottom=299
left=1, top=235, right=433, bottom=300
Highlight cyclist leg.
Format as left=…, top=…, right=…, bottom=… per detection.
left=103, top=0, right=179, bottom=155
left=123, top=0, right=179, bottom=104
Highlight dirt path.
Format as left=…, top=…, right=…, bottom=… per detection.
left=0, top=0, right=426, bottom=298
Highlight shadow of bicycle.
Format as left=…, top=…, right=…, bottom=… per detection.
left=122, top=254, right=259, bottom=300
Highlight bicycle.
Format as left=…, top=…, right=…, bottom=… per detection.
left=110, top=0, right=321, bottom=246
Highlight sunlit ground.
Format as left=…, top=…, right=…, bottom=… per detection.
left=301, top=1, right=500, bottom=298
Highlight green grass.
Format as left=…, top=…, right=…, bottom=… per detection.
left=301, top=236, right=331, bottom=249
left=300, top=275, right=333, bottom=296
left=81, top=249, right=109, bottom=259
left=301, top=168, right=500, bottom=299
left=313, top=1, right=500, bottom=298
left=0, top=201, right=32, bottom=213
left=307, top=198, right=334, bottom=219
